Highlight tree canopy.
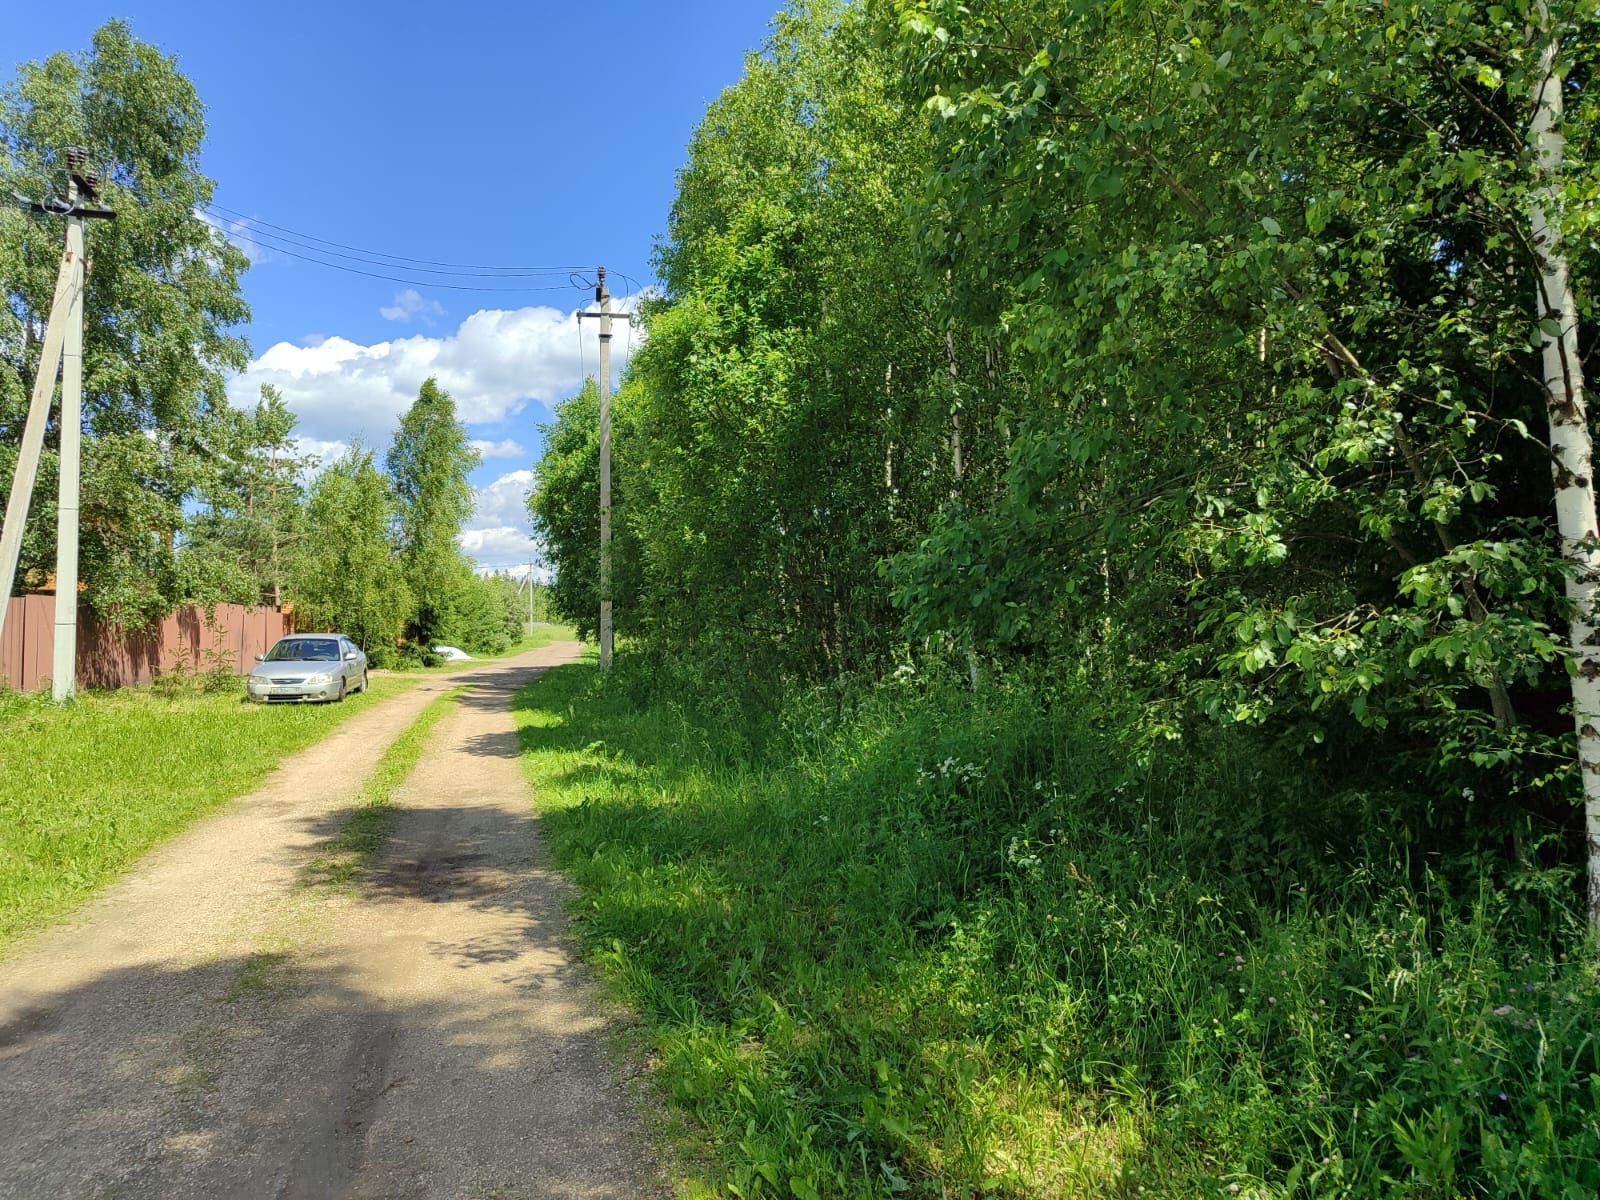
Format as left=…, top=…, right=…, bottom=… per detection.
left=0, top=20, right=251, bottom=620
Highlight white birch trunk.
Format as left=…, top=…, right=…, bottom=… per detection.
left=1529, top=4, right=1600, bottom=932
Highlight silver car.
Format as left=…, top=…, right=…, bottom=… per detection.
left=245, top=634, right=369, bottom=703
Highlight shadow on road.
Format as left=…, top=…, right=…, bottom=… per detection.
left=0, top=943, right=630, bottom=1198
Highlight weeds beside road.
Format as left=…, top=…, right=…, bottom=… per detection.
left=0, top=676, right=414, bottom=947
left=514, top=655, right=1600, bottom=1199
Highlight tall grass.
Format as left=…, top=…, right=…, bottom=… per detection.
left=0, top=677, right=412, bottom=946
left=515, top=655, right=1600, bottom=1198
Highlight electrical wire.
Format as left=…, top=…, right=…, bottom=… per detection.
left=201, top=202, right=649, bottom=302
left=203, top=206, right=652, bottom=300
left=206, top=216, right=586, bottom=280
left=215, top=236, right=585, bottom=293
left=203, top=200, right=591, bottom=273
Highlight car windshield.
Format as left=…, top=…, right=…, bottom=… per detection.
left=265, top=638, right=340, bottom=662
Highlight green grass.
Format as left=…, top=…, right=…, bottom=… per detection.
left=514, top=655, right=1600, bottom=1199
left=511, top=621, right=578, bottom=653
left=302, top=686, right=465, bottom=888
left=0, top=675, right=414, bottom=948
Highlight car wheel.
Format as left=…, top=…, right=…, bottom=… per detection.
left=361, top=669, right=369, bottom=693
left=336, top=679, right=347, bottom=703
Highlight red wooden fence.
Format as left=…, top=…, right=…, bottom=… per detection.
left=0, top=596, right=290, bottom=692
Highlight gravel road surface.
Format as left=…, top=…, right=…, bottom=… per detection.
left=0, top=642, right=660, bottom=1199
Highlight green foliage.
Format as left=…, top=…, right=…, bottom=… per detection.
left=521, top=3, right=1600, bottom=1191
left=517, top=658, right=1600, bottom=1199
left=0, top=675, right=413, bottom=946
left=531, top=0, right=1600, bottom=915
left=886, top=0, right=1599, bottom=797
left=289, top=444, right=411, bottom=665
left=580, top=0, right=1010, bottom=682
left=438, top=569, right=524, bottom=656
left=528, top=379, right=642, bottom=641
left=386, top=377, right=479, bottom=647
left=184, top=384, right=308, bottom=607
left=0, top=20, right=251, bottom=622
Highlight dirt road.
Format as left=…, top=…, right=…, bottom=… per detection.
left=0, top=642, right=660, bottom=1199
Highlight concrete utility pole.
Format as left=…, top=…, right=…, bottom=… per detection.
left=52, top=165, right=87, bottom=703
left=0, top=237, right=78, bottom=649
left=596, top=269, right=614, bottom=674
left=578, top=267, right=635, bottom=674
left=0, top=148, right=113, bottom=700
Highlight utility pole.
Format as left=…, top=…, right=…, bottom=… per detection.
left=0, top=148, right=113, bottom=702
left=596, top=269, right=614, bottom=674
left=0, top=237, right=78, bottom=648
left=577, top=267, right=635, bottom=673
left=52, top=160, right=87, bottom=703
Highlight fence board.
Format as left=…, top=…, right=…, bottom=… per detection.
left=0, top=598, right=288, bottom=692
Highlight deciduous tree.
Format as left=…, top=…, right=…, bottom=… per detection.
left=0, top=20, right=250, bottom=621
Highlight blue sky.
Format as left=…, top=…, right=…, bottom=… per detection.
left=8, top=1, right=779, bottom=572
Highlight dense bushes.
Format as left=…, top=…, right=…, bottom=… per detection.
left=519, top=657, right=1600, bottom=1198
left=527, top=2, right=1600, bottom=1193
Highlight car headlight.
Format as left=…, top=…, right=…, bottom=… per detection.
left=305, top=672, right=334, bottom=684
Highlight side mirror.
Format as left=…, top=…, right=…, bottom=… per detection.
left=343, top=649, right=358, bottom=660
left=254, top=653, right=265, bottom=662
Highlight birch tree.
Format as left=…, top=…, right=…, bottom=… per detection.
left=1528, top=0, right=1600, bottom=929
left=0, top=21, right=250, bottom=620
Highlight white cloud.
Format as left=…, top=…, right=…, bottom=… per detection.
left=290, top=436, right=350, bottom=466
left=458, top=469, right=539, bottom=569
left=470, top=438, right=526, bottom=460
left=379, top=288, right=445, bottom=323
left=471, top=469, right=535, bottom=528
left=228, top=297, right=643, bottom=451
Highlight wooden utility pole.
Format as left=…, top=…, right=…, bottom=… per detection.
left=578, top=267, right=634, bottom=674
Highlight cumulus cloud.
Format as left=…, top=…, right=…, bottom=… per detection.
left=379, top=288, right=445, bottom=323
left=458, top=469, right=539, bottom=569
left=470, top=438, right=526, bottom=460
left=227, top=298, right=642, bottom=451
left=290, top=436, right=351, bottom=469
left=471, top=469, right=535, bottom=528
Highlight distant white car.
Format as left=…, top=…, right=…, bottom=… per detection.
left=432, top=645, right=471, bottom=662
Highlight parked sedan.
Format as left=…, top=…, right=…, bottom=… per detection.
left=245, top=634, right=369, bottom=703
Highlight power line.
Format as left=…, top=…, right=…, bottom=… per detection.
left=213, top=233, right=587, bottom=294
left=204, top=200, right=591, bottom=273
left=205, top=215, right=586, bottom=280
left=201, top=200, right=656, bottom=300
